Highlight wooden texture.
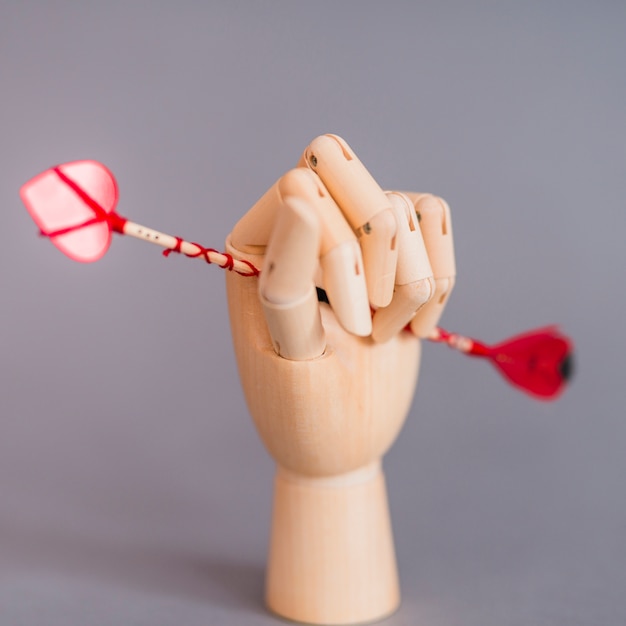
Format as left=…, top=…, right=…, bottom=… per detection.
left=299, top=134, right=399, bottom=307
left=403, top=193, right=456, bottom=338
left=225, top=240, right=420, bottom=477
left=232, top=167, right=372, bottom=339
left=266, top=462, right=399, bottom=625
left=224, top=135, right=454, bottom=624
left=225, top=240, right=421, bottom=624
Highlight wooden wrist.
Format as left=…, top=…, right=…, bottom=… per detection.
left=266, top=460, right=400, bottom=625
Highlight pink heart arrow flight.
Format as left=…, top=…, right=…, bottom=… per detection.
left=21, top=161, right=120, bottom=263
left=20, top=160, right=259, bottom=274
left=21, top=160, right=573, bottom=401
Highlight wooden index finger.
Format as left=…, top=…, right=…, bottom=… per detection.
left=232, top=167, right=371, bottom=337
left=299, top=135, right=398, bottom=308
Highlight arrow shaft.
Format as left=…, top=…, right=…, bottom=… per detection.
left=122, top=220, right=259, bottom=276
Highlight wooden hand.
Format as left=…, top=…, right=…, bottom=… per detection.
left=224, top=135, right=456, bottom=625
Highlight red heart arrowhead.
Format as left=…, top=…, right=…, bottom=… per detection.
left=21, top=160, right=120, bottom=263
left=487, top=326, right=573, bottom=400
left=431, top=325, right=574, bottom=400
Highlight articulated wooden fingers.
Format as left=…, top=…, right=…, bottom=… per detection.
left=259, top=196, right=325, bottom=360
left=232, top=137, right=456, bottom=352
left=279, top=169, right=371, bottom=336
left=371, top=192, right=435, bottom=343
left=234, top=167, right=371, bottom=339
left=299, top=134, right=398, bottom=308
left=403, top=193, right=456, bottom=338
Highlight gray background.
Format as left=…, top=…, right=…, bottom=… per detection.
left=1, top=2, right=625, bottom=624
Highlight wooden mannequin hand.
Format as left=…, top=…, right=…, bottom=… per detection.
left=224, top=135, right=455, bottom=624
left=224, top=134, right=456, bottom=477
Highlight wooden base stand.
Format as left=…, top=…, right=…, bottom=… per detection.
left=266, top=461, right=400, bottom=625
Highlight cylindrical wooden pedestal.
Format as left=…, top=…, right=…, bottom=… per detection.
left=266, top=461, right=400, bottom=625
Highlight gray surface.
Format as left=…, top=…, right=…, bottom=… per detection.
left=1, top=2, right=625, bottom=624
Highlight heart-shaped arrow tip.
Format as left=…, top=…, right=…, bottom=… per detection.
left=430, top=326, right=573, bottom=400
left=487, top=326, right=573, bottom=399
